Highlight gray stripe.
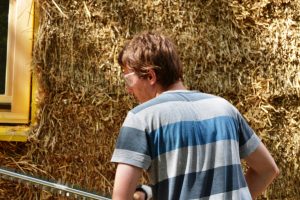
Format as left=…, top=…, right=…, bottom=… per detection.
left=111, top=149, right=151, bottom=169
left=240, top=134, right=261, bottom=158
left=150, top=140, right=241, bottom=183
left=123, top=97, right=238, bottom=132
left=115, top=126, right=150, bottom=156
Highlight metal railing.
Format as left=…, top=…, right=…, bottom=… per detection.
left=0, top=167, right=111, bottom=200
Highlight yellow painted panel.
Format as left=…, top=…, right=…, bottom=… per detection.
left=0, top=112, right=29, bottom=124
left=31, top=73, right=38, bottom=125
left=0, top=0, right=34, bottom=124
left=0, top=96, right=12, bottom=103
left=31, top=2, right=39, bottom=126
left=0, top=126, right=28, bottom=142
left=11, top=0, right=34, bottom=115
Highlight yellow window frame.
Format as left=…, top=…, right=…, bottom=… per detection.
left=0, top=0, right=35, bottom=142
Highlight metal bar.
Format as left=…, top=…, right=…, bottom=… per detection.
left=0, top=167, right=111, bottom=200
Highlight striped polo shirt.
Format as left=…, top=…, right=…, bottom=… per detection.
left=111, top=90, right=260, bottom=200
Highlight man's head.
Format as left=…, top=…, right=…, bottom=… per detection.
left=118, top=31, right=183, bottom=90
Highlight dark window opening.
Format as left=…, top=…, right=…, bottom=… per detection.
left=0, top=1, right=9, bottom=94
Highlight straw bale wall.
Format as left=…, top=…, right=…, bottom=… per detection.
left=0, top=0, right=299, bottom=199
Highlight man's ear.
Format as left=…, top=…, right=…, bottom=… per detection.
left=147, top=68, right=157, bottom=85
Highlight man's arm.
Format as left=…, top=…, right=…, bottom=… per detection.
left=244, top=142, right=280, bottom=199
left=112, top=163, right=143, bottom=200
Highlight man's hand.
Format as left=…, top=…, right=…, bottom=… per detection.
left=133, top=191, right=146, bottom=200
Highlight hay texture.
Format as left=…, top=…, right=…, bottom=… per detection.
left=0, top=0, right=299, bottom=199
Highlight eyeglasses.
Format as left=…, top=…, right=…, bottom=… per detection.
left=123, top=72, right=138, bottom=87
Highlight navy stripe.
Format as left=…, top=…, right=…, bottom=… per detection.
left=153, top=164, right=247, bottom=199
left=116, top=127, right=150, bottom=156
left=131, top=91, right=216, bottom=114
left=149, top=116, right=239, bottom=157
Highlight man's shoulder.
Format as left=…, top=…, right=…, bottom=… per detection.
left=131, top=90, right=222, bottom=114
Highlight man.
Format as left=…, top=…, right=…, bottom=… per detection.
left=111, top=31, right=279, bottom=200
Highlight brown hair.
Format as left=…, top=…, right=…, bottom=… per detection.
left=118, top=31, right=183, bottom=88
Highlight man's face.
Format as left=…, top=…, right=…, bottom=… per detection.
left=122, top=67, right=156, bottom=103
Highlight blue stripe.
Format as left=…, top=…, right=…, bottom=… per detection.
left=153, top=164, right=247, bottom=199
left=131, top=91, right=216, bottom=114
left=149, top=116, right=240, bottom=158
left=117, top=116, right=254, bottom=160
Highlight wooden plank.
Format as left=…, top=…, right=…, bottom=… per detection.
left=0, top=112, right=29, bottom=124
left=0, top=95, right=12, bottom=103
left=0, top=126, right=28, bottom=142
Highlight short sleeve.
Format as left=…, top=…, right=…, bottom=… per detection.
left=237, top=112, right=261, bottom=158
left=111, top=111, right=152, bottom=169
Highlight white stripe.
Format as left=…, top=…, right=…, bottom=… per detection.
left=194, top=187, right=252, bottom=200
left=150, top=140, right=241, bottom=183
left=111, top=149, right=152, bottom=169
left=123, top=98, right=237, bottom=132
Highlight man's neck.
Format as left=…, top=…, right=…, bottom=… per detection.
left=156, top=81, right=187, bottom=96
